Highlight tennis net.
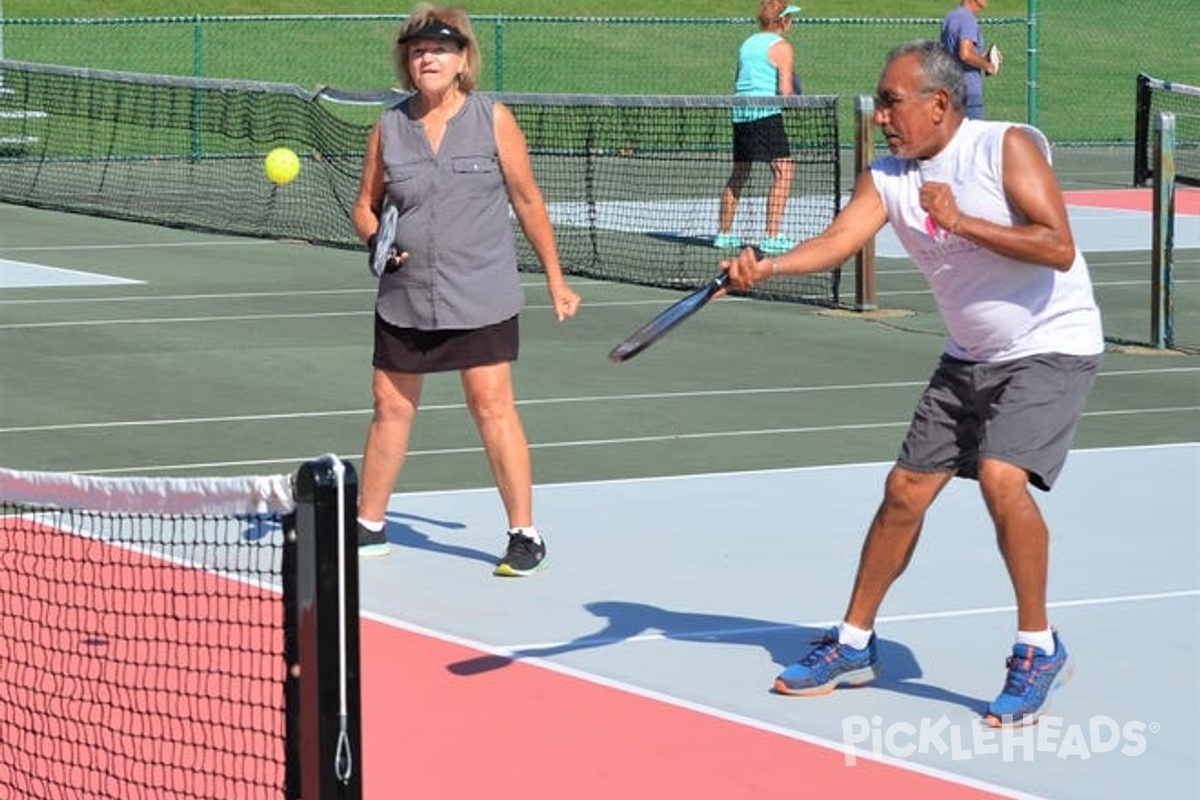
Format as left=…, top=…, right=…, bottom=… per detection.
left=1134, top=74, right=1200, bottom=188
left=0, top=58, right=842, bottom=305
left=0, top=458, right=363, bottom=800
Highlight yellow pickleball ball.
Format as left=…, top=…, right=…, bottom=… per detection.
left=264, top=147, right=301, bottom=185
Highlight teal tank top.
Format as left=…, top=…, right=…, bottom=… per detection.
left=733, top=31, right=783, bottom=123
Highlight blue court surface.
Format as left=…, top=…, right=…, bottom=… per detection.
left=2, top=165, right=1197, bottom=799
left=359, top=443, right=1198, bottom=800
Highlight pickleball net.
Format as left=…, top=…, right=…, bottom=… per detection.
left=1131, top=74, right=1197, bottom=351
left=0, top=458, right=363, bottom=800
left=0, top=58, right=843, bottom=305
left=1134, top=74, right=1199, bottom=188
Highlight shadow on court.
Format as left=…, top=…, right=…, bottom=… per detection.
left=445, top=599, right=988, bottom=714
left=380, top=511, right=494, bottom=566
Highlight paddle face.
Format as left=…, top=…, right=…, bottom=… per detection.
left=608, top=273, right=729, bottom=362
left=370, top=201, right=400, bottom=277
left=986, top=44, right=1003, bottom=74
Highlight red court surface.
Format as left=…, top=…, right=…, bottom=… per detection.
left=360, top=619, right=1015, bottom=800
left=355, top=447, right=1200, bottom=800
left=0, top=521, right=283, bottom=800
left=1064, top=187, right=1200, bottom=215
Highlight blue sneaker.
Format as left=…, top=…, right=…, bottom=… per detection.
left=713, top=232, right=743, bottom=249
left=984, top=631, right=1073, bottom=727
left=773, top=627, right=880, bottom=696
left=759, top=235, right=795, bottom=254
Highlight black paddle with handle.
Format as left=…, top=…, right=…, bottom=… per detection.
left=368, top=200, right=401, bottom=277
left=608, top=272, right=729, bottom=362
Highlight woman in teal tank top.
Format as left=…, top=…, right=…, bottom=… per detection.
left=715, top=1, right=802, bottom=255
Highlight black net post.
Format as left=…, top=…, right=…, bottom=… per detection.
left=286, top=456, right=363, bottom=800
left=1134, top=73, right=1152, bottom=187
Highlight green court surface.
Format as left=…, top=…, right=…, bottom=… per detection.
left=1, top=147, right=1197, bottom=484
left=1, top=146, right=1198, bottom=800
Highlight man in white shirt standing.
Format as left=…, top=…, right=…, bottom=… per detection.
left=722, top=40, right=1102, bottom=728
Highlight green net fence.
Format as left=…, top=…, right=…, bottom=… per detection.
left=0, top=4, right=1196, bottom=145
left=0, top=60, right=844, bottom=304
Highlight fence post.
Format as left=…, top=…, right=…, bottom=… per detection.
left=1150, top=111, right=1176, bottom=349
left=191, top=15, right=202, bottom=162
left=494, top=14, right=504, bottom=91
left=1026, top=0, right=1039, bottom=127
left=853, top=95, right=876, bottom=311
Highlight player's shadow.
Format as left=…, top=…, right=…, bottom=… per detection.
left=240, top=515, right=284, bottom=542
left=447, top=599, right=987, bottom=714
left=380, top=512, right=496, bottom=567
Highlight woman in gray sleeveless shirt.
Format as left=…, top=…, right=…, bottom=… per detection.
left=351, top=4, right=581, bottom=576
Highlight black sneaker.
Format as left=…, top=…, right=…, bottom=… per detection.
left=493, top=531, right=546, bottom=577
left=357, top=523, right=390, bottom=557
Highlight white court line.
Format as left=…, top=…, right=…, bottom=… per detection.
left=501, top=589, right=1200, bottom=652
left=0, top=288, right=374, bottom=305
left=0, top=298, right=695, bottom=329
left=64, top=420, right=1200, bottom=474
left=0, top=259, right=142, bottom=288
left=350, top=443, right=1193, bottom=797
left=3, top=368, right=1195, bottom=435
left=0, top=277, right=614, bottom=306
left=0, top=240, right=278, bottom=252
left=364, top=608, right=1052, bottom=800
left=385, top=441, right=1199, bottom=497
left=0, top=311, right=363, bottom=329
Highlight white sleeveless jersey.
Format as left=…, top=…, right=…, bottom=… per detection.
left=870, top=120, right=1104, bottom=362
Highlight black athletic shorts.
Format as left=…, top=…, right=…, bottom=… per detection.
left=372, top=313, right=519, bottom=374
left=732, top=114, right=791, bottom=162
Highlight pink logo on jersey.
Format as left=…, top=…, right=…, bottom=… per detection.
left=924, top=214, right=947, bottom=242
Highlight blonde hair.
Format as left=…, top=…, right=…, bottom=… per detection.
left=393, top=4, right=481, bottom=92
left=756, top=0, right=791, bottom=28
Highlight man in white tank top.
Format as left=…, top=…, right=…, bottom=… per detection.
left=722, top=40, right=1103, bottom=727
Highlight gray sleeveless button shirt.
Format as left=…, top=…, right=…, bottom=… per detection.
left=376, top=93, right=524, bottom=330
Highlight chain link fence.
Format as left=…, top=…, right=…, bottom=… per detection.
left=0, top=5, right=1195, bottom=145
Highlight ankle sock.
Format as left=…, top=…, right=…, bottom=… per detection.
left=508, top=526, right=541, bottom=544
left=1017, top=629, right=1056, bottom=655
left=838, top=621, right=873, bottom=650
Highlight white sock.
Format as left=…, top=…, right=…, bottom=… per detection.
left=838, top=621, right=873, bottom=650
left=509, top=525, right=541, bottom=544
left=357, top=517, right=385, bottom=532
left=1017, top=629, right=1056, bottom=655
